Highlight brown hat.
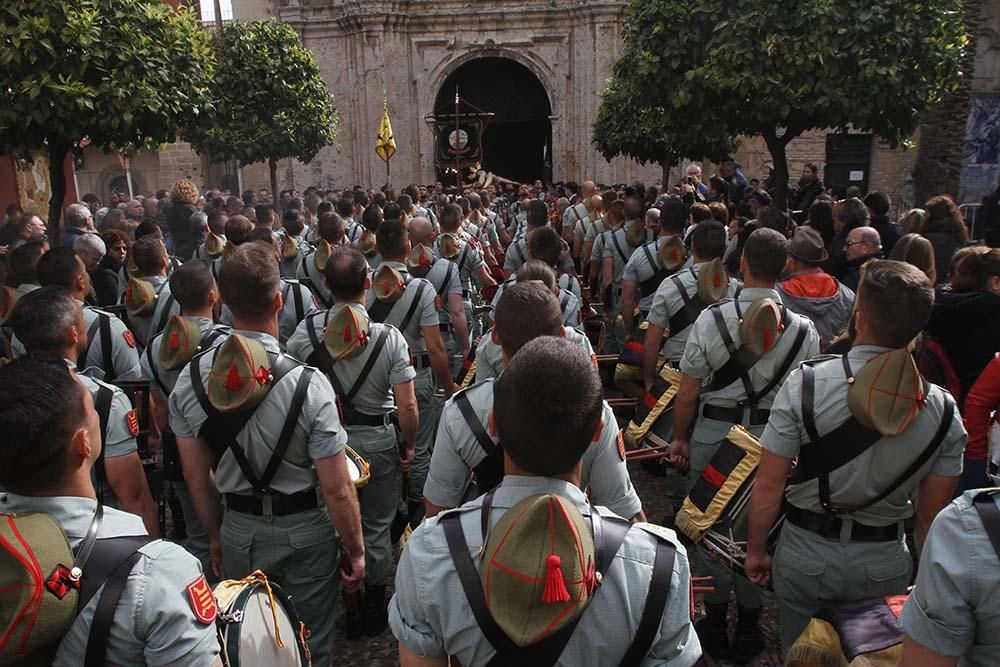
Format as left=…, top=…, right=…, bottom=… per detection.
left=696, top=258, right=729, bottom=303
left=124, top=277, right=158, bottom=317
left=848, top=349, right=925, bottom=436
left=738, top=298, right=784, bottom=357
left=160, top=315, right=205, bottom=371
left=205, top=232, right=226, bottom=258
left=0, top=286, right=21, bottom=326
left=358, top=230, right=377, bottom=257
left=625, top=220, right=646, bottom=248
left=480, top=494, right=596, bottom=647
left=313, top=240, right=333, bottom=272
left=207, top=334, right=274, bottom=412
left=324, top=306, right=370, bottom=361
left=788, top=226, right=828, bottom=264
left=372, top=264, right=406, bottom=303
left=406, top=244, right=435, bottom=277
left=657, top=236, right=688, bottom=271
left=438, top=233, right=461, bottom=260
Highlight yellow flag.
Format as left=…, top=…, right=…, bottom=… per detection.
left=375, top=100, right=396, bottom=163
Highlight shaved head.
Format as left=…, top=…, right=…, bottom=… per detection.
left=582, top=180, right=596, bottom=197
left=589, top=194, right=603, bottom=211
left=408, top=216, right=433, bottom=245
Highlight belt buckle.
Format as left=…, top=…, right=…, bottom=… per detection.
left=257, top=493, right=274, bottom=519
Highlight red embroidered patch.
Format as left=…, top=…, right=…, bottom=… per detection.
left=186, top=574, right=217, bottom=625
left=45, top=564, right=79, bottom=600
left=122, top=330, right=136, bottom=348
left=126, top=409, right=140, bottom=437
left=617, top=431, right=626, bottom=461
left=254, top=366, right=270, bottom=386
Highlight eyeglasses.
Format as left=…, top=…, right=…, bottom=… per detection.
left=844, top=240, right=864, bottom=248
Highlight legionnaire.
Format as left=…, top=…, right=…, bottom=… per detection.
left=170, top=242, right=365, bottom=667
left=642, top=220, right=737, bottom=390
left=277, top=208, right=308, bottom=279
left=337, top=195, right=365, bottom=246
left=287, top=246, right=419, bottom=637
left=425, top=281, right=642, bottom=521
left=357, top=203, right=382, bottom=266
left=601, top=195, right=656, bottom=354
left=565, top=179, right=595, bottom=261
left=503, top=200, right=576, bottom=276
left=297, top=210, right=346, bottom=308
left=192, top=208, right=227, bottom=261
left=401, top=184, right=438, bottom=232
left=141, top=260, right=230, bottom=575
left=746, top=260, right=966, bottom=653
left=118, top=221, right=184, bottom=300
left=434, top=203, right=496, bottom=340
left=408, top=216, right=471, bottom=371
left=11, top=287, right=160, bottom=536
left=123, top=236, right=180, bottom=349
left=0, top=359, right=220, bottom=666
left=390, top=337, right=701, bottom=666
left=620, top=200, right=686, bottom=335
left=581, top=193, right=606, bottom=284
left=900, top=487, right=1000, bottom=666
left=491, top=227, right=582, bottom=326
left=369, top=218, right=459, bottom=516
left=668, top=227, right=820, bottom=662
left=10, top=247, right=142, bottom=382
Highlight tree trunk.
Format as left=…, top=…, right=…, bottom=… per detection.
left=269, top=157, right=279, bottom=213
left=661, top=154, right=675, bottom=190
left=912, top=0, right=982, bottom=206
left=47, top=142, right=70, bottom=247
left=762, top=130, right=791, bottom=212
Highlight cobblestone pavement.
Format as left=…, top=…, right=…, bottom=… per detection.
left=334, top=457, right=785, bottom=666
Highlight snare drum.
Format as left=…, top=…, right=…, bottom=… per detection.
left=345, top=445, right=371, bottom=489
left=624, top=365, right=681, bottom=449
left=582, top=316, right=606, bottom=353
left=215, top=571, right=311, bottom=667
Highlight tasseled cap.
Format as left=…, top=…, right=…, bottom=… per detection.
left=696, top=257, right=729, bottom=303
left=406, top=244, right=435, bottom=276
left=848, top=349, right=925, bottom=437
left=738, top=298, right=784, bottom=358
left=205, top=233, right=227, bottom=258
left=358, top=230, right=377, bottom=257
left=372, top=264, right=406, bottom=303
left=324, top=305, right=371, bottom=361
left=479, top=494, right=596, bottom=647
left=207, top=333, right=274, bottom=413
left=438, top=233, right=461, bottom=260
left=657, top=235, right=688, bottom=271
left=159, top=315, right=205, bottom=371
left=314, top=239, right=333, bottom=272
left=124, top=277, right=158, bottom=318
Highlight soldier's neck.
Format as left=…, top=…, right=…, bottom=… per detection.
left=232, top=317, right=280, bottom=340
left=504, top=459, right=582, bottom=488
left=741, top=275, right=775, bottom=290
left=181, top=307, right=214, bottom=320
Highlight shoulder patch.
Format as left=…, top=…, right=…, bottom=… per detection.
left=126, top=409, right=140, bottom=437
left=185, top=574, right=217, bottom=625
left=617, top=430, right=626, bottom=461
left=122, top=330, right=136, bottom=348
left=636, top=522, right=679, bottom=543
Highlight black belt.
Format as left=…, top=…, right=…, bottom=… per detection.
left=462, top=289, right=471, bottom=299
left=785, top=504, right=902, bottom=543
left=224, top=490, right=319, bottom=517
left=439, top=323, right=453, bottom=334
left=414, top=352, right=431, bottom=369
left=342, top=408, right=391, bottom=427
left=702, top=403, right=770, bottom=425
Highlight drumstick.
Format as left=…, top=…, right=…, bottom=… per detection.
left=624, top=444, right=671, bottom=461
left=691, top=576, right=714, bottom=594
left=605, top=397, right=638, bottom=408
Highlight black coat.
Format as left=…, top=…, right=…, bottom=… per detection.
left=789, top=178, right=824, bottom=213
left=927, top=288, right=1000, bottom=405
left=870, top=214, right=901, bottom=256
left=167, top=202, right=200, bottom=260
left=982, top=189, right=1000, bottom=247
left=93, top=254, right=122, bottom=307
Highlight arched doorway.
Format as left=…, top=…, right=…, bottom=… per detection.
left=435, top=57, right=552, bottom=185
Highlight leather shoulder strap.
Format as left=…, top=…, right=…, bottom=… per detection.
left=618, top=537, right=676, bottom=667
left=94, top=385, right=114, bottom=505
left=258, top=367, right=315, bottom=489
left=398, top=280, right=429, bottom=333
left=146, top=340, right=169, bottom=397
left=974, top=490, right=1000, bottom=561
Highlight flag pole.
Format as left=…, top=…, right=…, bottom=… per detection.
left=454, top=87, right=462, bottom=193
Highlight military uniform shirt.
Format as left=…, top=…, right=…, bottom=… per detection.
left=584, top=215, right=606, bottom=244
left=422, top=257, right=464, bottom=326
left=193, top=235, right=225, bottom=261
left=364, top=262, right=439, bottom=355
left=296, top=249, right=334, bottom=307
left=590, top=230, right=608, bottom=263
left=128, top=276, right=178, bottom=348
left=647, top=265, right=740, bottom=364
left=277, top=233, right=308, bottom=279
left=141, top=317, right=230, bottom=399
left=901, top=490, right=1000, bottom=666
left=168, top=330, right=348, bottom=495
left=602, top=224, right=655, bottom=286
left=489, top=275, right=581, bottom=327
left=563, top=201, right=588, bottom=238
left=425, top=380, right=642, bottom=518
left=559, top=272, right=583, bottom=302
left=503, top=236, right=575, bottom=274
left=433, top=234, right=485, bottom=300
left=220, top=278, right=318, bottom=344
left=286, top=303, right=415, bottom=414
left=0, top=494, right=218, bottom=666
left=681, top=287, right=820, bottom=409
left=622, top=237, right=675, bottom=312
left=474, top=325, right=595, bottom=382
left=762, top=345, right=965, bottom=526
left=389, top=476, right=700, bottom=666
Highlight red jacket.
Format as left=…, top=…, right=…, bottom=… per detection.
left=963, top=353, right=1000, bottom=460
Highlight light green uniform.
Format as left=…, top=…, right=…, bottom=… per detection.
left=680, top=287, right=820, bottom=610
left=220, top=278, right=318, bottom=345
left=296, top=247, right=334, bottom=307
left=129, top=275, right=179, bottom=349
left=433, top=232, right=486, bottom=341
left=762, top=346, right=965, bottom=651
left=287, top=303, right=415, bottom=586
left=473, top=325, right=595, bottom=383
left=365, top=262, right=441, bottom=505
left=169, top=330, right=349, bottom=667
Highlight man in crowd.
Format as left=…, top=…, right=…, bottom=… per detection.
left=842, top=226, right=883, bottom=292
left=62, top=202, right=97, bottom=248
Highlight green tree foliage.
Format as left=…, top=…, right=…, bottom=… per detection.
left=597, top=0, right=967, bottom=208
left=0, top=0, right=214, bottom=238
left=186, top=20, right=338, bottom=208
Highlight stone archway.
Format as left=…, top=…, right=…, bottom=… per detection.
left=434, top=57, right=553, bottom=184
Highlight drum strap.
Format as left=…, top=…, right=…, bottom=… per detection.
left=192, top=350, right=308, bottom=493
left=283, top=281, right=305, bottom=323
left=559, top=291, right=571, bottom=315
left=442, top=504, right=641, bottom=667
left=94, top=385, right=113, bottom=506
left=304, top=256, right=333, bottom=309
left=666, top=270, right=704, bottom=335
left=455, top=339, right=479, bottom=385
left=80, top=312, right=115, bottom=381
left=151, top=289, right=175, bottom=343
left=146, top=341, right=169, bottom=397
left=436, top=262, right=456, bottom=301
left=610, top=230, right=629, bottom=265
left=454, top=390, right=505, bottom=493
left=973, top=490, right=1000, bottom=560
left=638, top=243, right=670, bottom=299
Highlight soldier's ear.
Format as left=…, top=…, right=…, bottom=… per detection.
left=591, top=415, right=605, bottom=442
left=364, top=275, right=372, bottom=290
left=486, top=410, right=497, bottom=438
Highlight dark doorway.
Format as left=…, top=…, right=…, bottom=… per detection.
left=825, top=134, right=873, bottom=198
left=435, top=58, right=552, bottom=184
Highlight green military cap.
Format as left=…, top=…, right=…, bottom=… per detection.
left=738, top=298, right=784, bottom=358
left=0, top=286, right=21, bottom=325
left=696, top=257, right=730, bottom=303
left=160, top=315, right=205, bottom=371
left=372, top=264, right=406, bottom=303
left=658, top=235, right=688, bottom=272
left=438, top=233, right=461, bottom=260
left=124, top=276, right=158, bottom=317
left=205, top=232, right=226, bottom=258
left=625, top=220, right=647, bottom=248
left=480, top=494, right=596, bottom=647
left=207, top=333, right=274, bottom=413
left=281, top=235, right=300, bottom=260
left=358, top=230, right=377, bottom=257
left=406, top=244, right=435, bottom=277
left=313, top=239, right=333, bottom=273
left=324, top=306, right=370, bottom=361
left=848, top=348, right=924, bottom=437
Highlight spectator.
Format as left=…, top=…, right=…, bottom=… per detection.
left=898, top=207, right=928, bottom=235
left=840, top=226, right=883, bottom=292
left=124, top=198, right=145, bottom=222
left=61, top=203, right=96, bottom=248
left=166, top=179, right=200, bottom=259
left=747, top=190, right=772, bottom=218
left=958, top=354, right=1000, bottom=493
left=913, top=195, right=969, bottom=285
left=864, top=191, right=902, bottom=255
left=73, top=233, right=105, bottom=274
left=717, top=157, right=749, bottom=209
left=756, top=206, right=793, bottom=237
left=777, top=226, right=855, bottom=347
left=81, top=193, right=101, bottom=214
left=890, top=233, right=937, bottom=285
left=926, top=248, right=1000, bottom=407
left=789, top=163, right=824, bottom=213
left=98, top=207, right=131, bottom=238
left=830, top=197, right=871, bottom=277
left=982, top=177, right=1000, bottom=247
left=94, top=230, right=128, bottom=306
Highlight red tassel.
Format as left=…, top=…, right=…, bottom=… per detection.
left=585, top=558, right=597, bottom=595
left=343, top=323, right=353, bottom=342
left=762, top=329, right=773, bottom=352
left=714, top=271, right=722, bottom=288
left=170, top=331, right=180, bottom=350
left=224, top=365, right=243, bottom=391
left=541, top=554, right=570, bottom=604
